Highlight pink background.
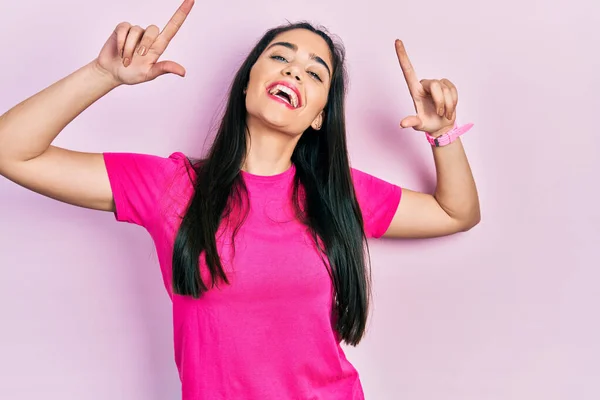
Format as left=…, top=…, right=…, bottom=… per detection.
left=1, top=0, right=598, bottom=398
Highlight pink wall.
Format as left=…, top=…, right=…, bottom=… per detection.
left=1, top=0, right=598, bottom=398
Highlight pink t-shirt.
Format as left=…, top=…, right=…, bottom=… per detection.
left=102, top=151, right=402, bottom=399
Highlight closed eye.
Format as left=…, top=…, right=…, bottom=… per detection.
left=308, top=71, right=322, bottom=82
left=271, top=55, right=288, bottom=62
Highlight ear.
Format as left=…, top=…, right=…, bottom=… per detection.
left=311, top=111, right=325, bottom=131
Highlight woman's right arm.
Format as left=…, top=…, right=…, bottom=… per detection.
left=0, top=0, right=195, bottom=212
left=0, top=62, right=121, bottom=211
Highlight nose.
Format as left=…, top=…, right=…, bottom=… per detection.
left=282, top=65, right=302, bottom=82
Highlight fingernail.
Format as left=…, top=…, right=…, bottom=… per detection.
left=124, top=58, right=130, bottom=67
left=138, top=46, right=145, bottom=56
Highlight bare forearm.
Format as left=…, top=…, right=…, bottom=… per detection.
left=0, top=60, right=120, bottom=163
left=431, top=133, right=480, bottom=228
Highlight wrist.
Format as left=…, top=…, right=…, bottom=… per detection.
left=87, top=60, right=122, bottom=90
left=425, top=122, right=474, bottom=147
left=428, top=124, right=454, bottom=138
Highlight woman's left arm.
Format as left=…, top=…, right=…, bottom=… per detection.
left=382, top=40, right=480, bottom=239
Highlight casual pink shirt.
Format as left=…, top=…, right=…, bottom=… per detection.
left=102, top=151, right=402, bottom=399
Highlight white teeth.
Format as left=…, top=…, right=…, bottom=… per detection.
left=269, top=84, right=299, bottom=108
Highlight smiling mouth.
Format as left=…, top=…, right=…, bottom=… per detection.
left=267, top=84, right=301, bottom=109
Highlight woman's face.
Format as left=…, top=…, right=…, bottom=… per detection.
left=245, top=29, right=333, bottom=135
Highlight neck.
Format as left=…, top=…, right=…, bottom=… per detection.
left=242, top=115, right=302, bottom=176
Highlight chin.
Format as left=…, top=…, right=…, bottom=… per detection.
left=247, top=103, right=301, bottom=134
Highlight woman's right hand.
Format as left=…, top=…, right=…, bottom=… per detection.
left=94, top=0, right=195, bottom=86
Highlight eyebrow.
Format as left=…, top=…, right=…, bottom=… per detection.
left=266, top=41, right=332, bottom=77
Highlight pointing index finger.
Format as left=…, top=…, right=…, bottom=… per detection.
left=395, top=39, right=420, bottom=96
left=156, top=0, right=195, bottom=48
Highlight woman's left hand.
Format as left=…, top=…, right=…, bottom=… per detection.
left=395, top=39, right=458, bottom=137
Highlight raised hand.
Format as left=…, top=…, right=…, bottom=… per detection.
left=395, top=39, right=458, bottom=136
left=94, top=0, right=195, bottom=86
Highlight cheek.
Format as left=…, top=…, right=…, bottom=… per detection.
left=247, top=59, right=271, bottom=88
left=246, top=70, right=258, bottom=92
left=246, top=64, right=263, bottom=91
left=307, top=85, right=329, bottom=111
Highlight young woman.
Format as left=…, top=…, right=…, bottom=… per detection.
left=0, top=0, right=480, bottom=398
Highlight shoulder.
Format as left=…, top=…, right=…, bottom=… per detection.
left=350, top=167, right=401, bottom=193
left=349, top=167, right=402, bottom=238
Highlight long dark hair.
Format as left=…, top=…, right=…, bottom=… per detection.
left=172, top=22, right=372, bottom=346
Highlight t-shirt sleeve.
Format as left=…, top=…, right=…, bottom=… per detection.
left=102, top=151, right=191, bottom=227
left=351, top=168, right=402, bottom=238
